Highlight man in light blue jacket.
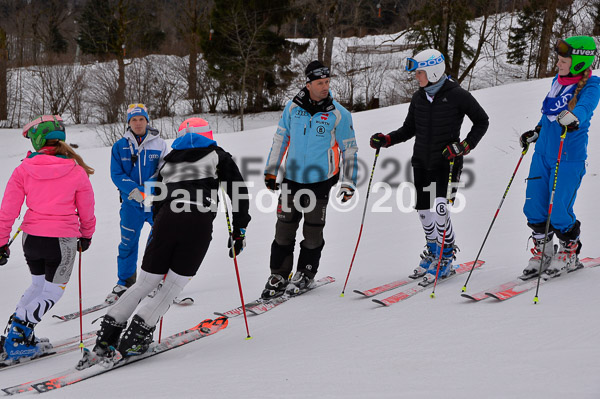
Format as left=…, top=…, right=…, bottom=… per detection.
left=108, top=104, right=168, bottom=302
left=262, top=60, right=359, bottom=299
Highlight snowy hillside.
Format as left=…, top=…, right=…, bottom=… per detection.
left=0, top=74, right=599, bottom=399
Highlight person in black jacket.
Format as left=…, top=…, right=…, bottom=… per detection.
left=90, top=117, right=251, bottom=359
left=370, top=48, right=489, bottom=282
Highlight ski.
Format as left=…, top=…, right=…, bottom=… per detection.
left=247, top=276, right=335, bottom=315
left=461, top=279, right=523, bottom=302
left=0, top=331, right=97, bottom=371
left=53, top=297, right=194, bottom=322
left=52, top=302, right=111, bottom=321
left=2, top=317, right=227, bottom=395
left=485, top=256, right=600, bottom=301
left=373, top=261, right=484, bottom=307
left=214, top=276, right=335, bottom=318
left=353, top=277, right=416, bottom=298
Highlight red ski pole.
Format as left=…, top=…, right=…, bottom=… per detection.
left=220, top=185, right=251, bottom=339
left=341, top=147, right=380, bottom=296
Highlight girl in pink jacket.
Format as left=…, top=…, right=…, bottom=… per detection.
left=0, top=115, right=96, bottom=364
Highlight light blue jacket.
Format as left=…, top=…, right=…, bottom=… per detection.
left=265, top=99, right=358, bottom=186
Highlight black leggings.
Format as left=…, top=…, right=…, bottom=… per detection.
left=23, top=234, right=77, bottom=284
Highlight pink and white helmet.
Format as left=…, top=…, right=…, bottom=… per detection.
left=177, top=117, right=213, bottom=140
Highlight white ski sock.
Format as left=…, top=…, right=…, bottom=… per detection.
left=136, top=270, right=191, bottom=327
left=107, top=270, right=163, bottom=324
left=15, top=274, right=45, bottom=311
left=16, top=281, right=66, bottom=323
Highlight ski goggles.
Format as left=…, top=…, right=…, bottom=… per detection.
left=22, top=115, right=63, bottom=138
left=405, top=53, right=445, bottom=72
left=555, top=39, right=596, bottom=57
left=306, top=66, right=330, bottom=82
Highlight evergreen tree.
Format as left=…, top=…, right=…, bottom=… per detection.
left=507, top=6, right=544, bottom=66
left=200, top=0, right=306, bottom=127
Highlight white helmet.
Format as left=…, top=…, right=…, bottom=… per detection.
left=405, top=49, right=446, bottom=83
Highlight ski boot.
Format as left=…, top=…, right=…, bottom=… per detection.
left=261, top=274, right=289, bottom=299
left=285, top=271, right=314, bottom=296
left=411, top=241, right=438, bottom=279
left=2, top=315, right=48, bottom=361
left=105, top=284, right=127, bottom=304
left=521, top=235, right=554, bottom=279
left=118, top=315, right=155, bottom=357
left=543, top=239, right=581, bottom=279
left=422, top=245, right=456, bottom=284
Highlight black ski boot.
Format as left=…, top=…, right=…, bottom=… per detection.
left=118, top=315, right=155, bottom=357
left=93, top=315, right=126, bottom=356
left=261, top=274, right=289, bottom=299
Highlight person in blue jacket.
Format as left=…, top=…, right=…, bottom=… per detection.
left=261, top=60, right=358, bottom=299
left=520, top=36, right=600, bottom=279
left=107, top=104, right=168, bottom=302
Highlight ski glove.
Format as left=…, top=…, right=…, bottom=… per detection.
left=557, top=110, right=580, bottom=132
left=337, top=184, right=355, bottom=203
left=442, top=140, right=470, bottom=160
left=519, top=126, right=541, bottom=149
left=128, top=188, right=145, bottom=203
left=264, top=174, right=279, bottom=191
left=370, top=133, right=391, bottom=149
left=228, top=228, right=246, bottom=258
left=0, top=244, right=9, bottom=266
left=78, top=237, right=92, bottom=253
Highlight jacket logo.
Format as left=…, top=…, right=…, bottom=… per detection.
left=148, top=154, right=160, bottom=160
left=316, top=126, right=326, bottom=135
left=321, top=113, right=329, bottom=121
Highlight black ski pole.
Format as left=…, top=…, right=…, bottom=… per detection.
left=341, top=147, right=380, bottom=296
left=430, top=159, right=455, bottom=298
left=461, top=145, right=530, bottom=292
left=534, top=127, right=568, bottom=304
left=220, top=185, right=252, bottom=339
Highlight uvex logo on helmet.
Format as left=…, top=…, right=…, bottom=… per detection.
left=572, top=49, right=596, bottom=56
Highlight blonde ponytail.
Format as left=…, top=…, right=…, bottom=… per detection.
left=568, top=68, right=592, bottom=110
left=50, top=140, right=95, bottom=176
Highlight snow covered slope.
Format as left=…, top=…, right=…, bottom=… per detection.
left=0, top=74, right=599, bottom=398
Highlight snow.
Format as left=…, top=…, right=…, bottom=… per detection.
left=0, top=73, right=599, bottom=398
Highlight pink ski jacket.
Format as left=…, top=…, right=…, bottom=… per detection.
left=0, top=154, right=96, bottom=245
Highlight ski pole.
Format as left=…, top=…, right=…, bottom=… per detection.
left=533, top=127, right=568, bottom=304
left=341, top=147, right=381, bottom=296
left=461, top=145, right=530, bottom=292
left=0, top=227, right=22, bottom=265
left=220, top=185, right=252, bottom=339
left=430, top=159, right=455, bottom=298
left=78, top=246, right=84, bottom=350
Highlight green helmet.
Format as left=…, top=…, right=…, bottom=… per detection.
left=22, top=115, right=66, bottom=151
left=556, top=36, right=597, bottom=75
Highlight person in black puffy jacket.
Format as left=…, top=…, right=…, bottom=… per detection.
left=370, top=48, right=489, bottom=282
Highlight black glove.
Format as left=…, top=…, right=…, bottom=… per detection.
left=557, top=110, right=579, bottom=132
left=520, top=126, right=541, bottom=149
left=264, top=174, right=279, bottom=191
left=0, top=244, right=9, bottom=266
left=78, top=237, right=92, bottom=253
left=370, top=133, right=391, bottom=149
left=442, top=140, right=470, bottom=160
left=228, top=228, right=246, bottom=258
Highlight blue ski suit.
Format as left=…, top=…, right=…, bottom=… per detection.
left=110, top=127, right=168, bottom=286
left=524, top=75, right=600, bottom=238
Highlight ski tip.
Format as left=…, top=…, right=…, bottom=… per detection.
left=52, top=315, right=66, bottom=321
